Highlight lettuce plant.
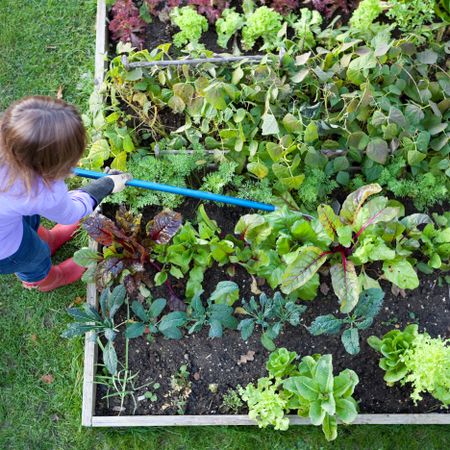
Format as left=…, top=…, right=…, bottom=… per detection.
left=241, top=6, right=283, bottom=50
left=109, top=0, right=146, bottom=48
left=215, top=8, right=244, bottom=48
left=369, top=326, right=450, bottom=407
left=367, top=324, right=419, bottom=383
left=269, top=0, right=299, bottom=15
left=240, top=349, right=359, bottom=440
left=386, top=0, right=435, bottom=32
left=282, top=354, right=359, bottom=441
left=308, top=289, right=385, bottom=355
left=402, top=333, right=450, bottom=406
left=170, top=6, right=208, bottom=48
left=349, top=0, right=383, bottom=30
left=237, top=292, right=306, bottom=350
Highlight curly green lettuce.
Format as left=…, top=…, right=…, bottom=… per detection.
left=349, top=0, right=383, bottom=30
left=241, top=6, right=283, bottom=50
left=170, top=6, right=208, bottom=48
left=216, top=8, right=244, bottom=48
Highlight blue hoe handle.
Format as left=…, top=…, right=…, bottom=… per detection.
left=73, top=168, right=276, bottom=212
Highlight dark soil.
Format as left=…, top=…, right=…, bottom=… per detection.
left=96, top=201, right=450, bottom=417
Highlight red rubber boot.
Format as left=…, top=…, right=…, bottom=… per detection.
left=38, top=222, right=80, bottom=255
left=22, top=258, right=85, bottom=292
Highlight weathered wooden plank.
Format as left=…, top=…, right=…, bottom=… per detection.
left=94, top=0, right=107, bottom=88
left=90, top=414, right=450, bottom=427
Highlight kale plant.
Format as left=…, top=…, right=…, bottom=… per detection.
left=62, top=285, right=126, bottom=375
left=237, top=292, right=306, bottom=350
left=308, top=289, right=385, bottom=355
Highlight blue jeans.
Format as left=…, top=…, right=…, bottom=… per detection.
left=0, top=215, right=51, bottom=282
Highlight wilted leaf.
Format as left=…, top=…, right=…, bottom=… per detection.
left=262, top=113, right=279, bottom=135
left=40, top=374, right=54, bottom=384
left=382, top=258, right=419, bottom=289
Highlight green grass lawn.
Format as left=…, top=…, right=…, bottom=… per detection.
left=0, top=1, right=449, bottom=449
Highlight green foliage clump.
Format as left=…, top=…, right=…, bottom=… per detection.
left=387, top=0, right=435, bottom=32
left=221, top=387, right=244, bottom=413
left=107, top=151, right=204, bottom=210
left=369, top=325, right=450, bottom=407
left=296, top=168, right=337, bottom=210
left=170, top=6, right=208, bottom=48
left=201, top=161, right=238, bottom=194
left=293, top=8, right=323, bottom=49
left=349, top=0, right=383, bottom=30
left=239, top=377, right=289, bottom=430
left=242, top=6, right=283, bottom=50
left=402, top=333, right=450, bottom=406
left=216, top=8, right=244, bottom=48
left=240, top=349, right=359, bottom=441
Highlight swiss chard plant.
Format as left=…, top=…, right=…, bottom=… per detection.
left=80, top=206, right=183, bottom=301
left=308, top=288, right=385, bottom=355
left=62, top=285, right=126, bottom=375
left=236, top=184, right=420, bottom=312
left=237, top=292, right=306, bottom=350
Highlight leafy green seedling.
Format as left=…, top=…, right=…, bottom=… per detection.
left=62, top=285, right=126, bottom=375
left=237, top=292, right=306, bottom=350
left=308, top=289, right=385, bottom=355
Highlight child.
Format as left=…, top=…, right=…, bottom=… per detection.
left=0, top=96, right=130, bottom=292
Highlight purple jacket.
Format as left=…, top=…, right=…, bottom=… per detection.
left=0, top=165, right=95, bottom=259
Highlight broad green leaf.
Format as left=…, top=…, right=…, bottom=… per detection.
left=401, top=214, right=432, bottom=230
left=284, top=376, right=320, bottom=401
left=158, top=312, right=187, bottom=334
left=337, top=226, right=353, bottom=248
left=209, top=281, right=239, bottom=306
left=247, top=161, right=269, bottom=179
left=125, top=322, right=146, bottom=339
left=333, top=369, right=359, bottom=398
left=315, top=355, right=333, bottom=392
left=322, top=414, right=337, bottom=442
left=87, top=139, right=110, bottom=167
left=149, top=298, right=167, bottom=318
left=109, top=285, right=126, bottom=319
left=358, top=272, right=381, bottom=291
left=234, top=215, right=272, bottom=244
left=238, top=318, right=255, bottom=341
left=173, top=83, right=194, bottom=104
left=282, top=113, right=302, bottom=133
left=382, top=258, right=419, bottom=289
left=354, top=288, right=384, bottom=320
left=261, top=113, right=279, bottom=135
left=154, top=271, right=167, bottom=286
left=308, top=315, right=343, bottom=336
left=103, top=341, right=117, bottom=375
left=304, top=122, right=318, bottom=143
left=340, top=184, right=382, bottom=225
left=73, top=248, right=100, bottom=267
left=261, top=332, right=276, bottom=351
left=341, top=328, right=360, bottom=355
left=124, top=68, right=143, bottom=81
left=336, top=398, right=358, bottom=423
left=131, top=300, right=148, bottom=322
left=347, top=52, right=377, bottom=85
left=353, top=196, right=400, bottom=233
left=366, top=138, right=388, bottom=164
left=317, top=205, right=342, bottom=240
left=281, top=247, right=327, bottom=294
left=309, top=400, right=326, bottom=425
left=205, top=85, right=227, bottom=110
left=330, top=261, right=360, bottom=313
left=208, top=319, right=223, bottom=338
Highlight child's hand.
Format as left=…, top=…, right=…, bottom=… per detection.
left=104, top=168, right=132, bottom=193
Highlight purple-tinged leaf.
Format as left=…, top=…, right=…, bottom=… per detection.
left=83, top=213, right=127, bottom=246
left=168, top=293, right=187, bottom=312
left=146, top=210, right=182, bottom=244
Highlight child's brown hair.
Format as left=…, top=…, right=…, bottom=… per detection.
left=0, top=96, right=86, bottom=192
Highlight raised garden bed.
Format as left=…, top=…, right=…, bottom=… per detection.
left=76, top=0, right=450, bottom=436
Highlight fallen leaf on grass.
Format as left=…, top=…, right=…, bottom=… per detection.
left=30, top=334, right=38, bottom=343
left=56, top=85, right=64, bottom=99
left=69, top=296, right=85, bottom=307
left=40, top=374, right=54, bottom=384
left=238, top=350, right=255, bottom=365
